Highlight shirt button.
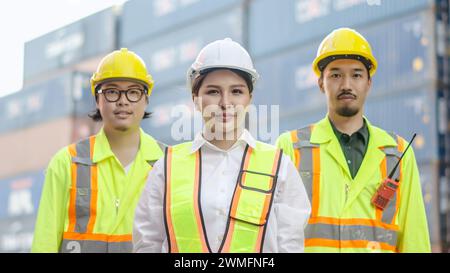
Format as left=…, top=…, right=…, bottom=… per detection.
left=347, top=160, right=351, bottom=164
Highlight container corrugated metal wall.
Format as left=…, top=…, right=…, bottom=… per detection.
left=0, top=216, right=36, bottom=253
left=120, top=0, right=242, bottom=46
left=130, top=6, right=244, bottom=89
left=418, top=162, right=441, bottom=251
left=0, top=72, right=94, bottom=134
left=0, top=171, right=44, bottom=220
left=0, top=117, right=98, bottom=180
left=23, top=8, right=116, bottom=83
left=0, top=170, right=45, bottom=253
left=249, top=0, right=433, bottom=58
left=142, top=83, right=197, bottom=145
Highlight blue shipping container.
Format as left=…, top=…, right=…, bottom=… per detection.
left=142, top=83, right=199, bottom=145
left=120, top=0, right=242, bottom=46
left=0, top=170, right=45, bottom=220
left=0, top=215, right=36, bottom=253
left=249, top=0, right=432, bottom=58
left=130, top=6, right=244, bottom=89
left=23, top=8, right=116, bottom=82
left=0, top=72, right=94, bottom=134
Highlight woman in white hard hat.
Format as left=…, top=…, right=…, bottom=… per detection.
left=133, top=38, right=311, bottom=253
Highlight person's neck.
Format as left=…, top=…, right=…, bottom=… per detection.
left=205, top=128, right=244, bottom=151
left=104, top=126, right=141, bottom=153
left=328, top=112, right=364, bottom=135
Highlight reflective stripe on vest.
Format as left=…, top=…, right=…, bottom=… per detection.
left=61, top=136, right=131, bottom=253
left=291, top=127, right=405, bottom=252
left=164, top=142, right=282, bottom=253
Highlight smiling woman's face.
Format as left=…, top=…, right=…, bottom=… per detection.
left=194, top=69, right=252, bottom=136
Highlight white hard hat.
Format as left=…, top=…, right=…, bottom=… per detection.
left=187, top=38, right=259, bottom=90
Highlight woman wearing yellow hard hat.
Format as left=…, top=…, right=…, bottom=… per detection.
left=32, top=48, right=166, bottom=253
left=133, top=38, right=311, bottom=253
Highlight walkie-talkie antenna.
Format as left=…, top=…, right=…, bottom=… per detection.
left=388, top=133, right=417, bottom=179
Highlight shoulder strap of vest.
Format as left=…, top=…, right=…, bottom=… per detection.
left=292, top=125, right=319, bottom=149
left=380, top=131, right=403, bottom=181
left=70, top=137, right=95, bottom=166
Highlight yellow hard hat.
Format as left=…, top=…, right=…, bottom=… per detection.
left=90, top=48, right=154, bottom=96
left=312, top=28, right=377, bottom=77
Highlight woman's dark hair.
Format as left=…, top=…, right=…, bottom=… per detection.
left=191, top=68, right=254, bottom=96
left=88, top=93, right=152, bottom=122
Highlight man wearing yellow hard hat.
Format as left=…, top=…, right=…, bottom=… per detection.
left=276, top=28, right=431, bottom=252
left=31, top=48, right=165, bottom=253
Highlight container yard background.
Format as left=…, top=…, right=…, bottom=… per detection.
left=0, top=0, right=448, bottom=253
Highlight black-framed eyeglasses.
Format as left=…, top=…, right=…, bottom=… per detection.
left=97, top=88, right=147, bottom=103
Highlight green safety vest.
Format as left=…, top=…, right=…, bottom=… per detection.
left=163, top=141, right=282, bottom=253
left=276, top=117, right=431, bottom=253
left=60, top=133, right=165, bottom=253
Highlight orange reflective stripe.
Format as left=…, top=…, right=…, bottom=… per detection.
left=68, top=144, right=77, bottom=233
left=165, top=147, right=179, bottom=252
left=193, top=151, right=208, bottom=252
left=308, top=216, right=399, bottom=231
left=311, top=147, right=320, bottom=217
left=254, top=225, right=264, bottom=252
left=290, top=130, right=298, bottom=143
left=87, top=136, right=98, bottom=233
left=305, top=238, right=397, bottom=252
left=63, top=232, right=131, bottom=242
left=258, top=149, right=281, bottom=224
left=222, top=147, right=252, bottom=252
left=290, top=130, right=301, bottom=169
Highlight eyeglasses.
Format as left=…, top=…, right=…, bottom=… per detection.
left=97, top=88, right=147, bottom=102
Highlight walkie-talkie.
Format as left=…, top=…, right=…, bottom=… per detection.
left=371, top=133, right=417, bottom=210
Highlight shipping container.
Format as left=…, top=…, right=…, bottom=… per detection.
left=0, top=215, right=36, bottom=253
left=249, top=0, right=433, bottom=58
left=417, top=162, right=441, bottom=252
left=129, top=6, right=245, bottom=89
left=0, top=171, right=44, bottom=220
left=142, top=83, right=199, bottom=145
left=23, top=7, right=116, bottom=83
left=0, top=117, right=98, bottom=180
left=253, top=9, right=436, bottom=119
left=120, top=0, right=242, bottom=46
left=0, top=72, right=94, bottom=134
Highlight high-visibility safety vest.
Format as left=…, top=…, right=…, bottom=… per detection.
left=276, top=117, right=431, bottom=253
left=163, top=141, right=282, bottom=253
left=31, top=128, right=165, bottom=253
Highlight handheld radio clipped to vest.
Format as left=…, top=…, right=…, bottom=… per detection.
left=371, top=133, right=417, bottom=211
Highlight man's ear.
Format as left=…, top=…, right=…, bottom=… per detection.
left=318, top=76, right=325, bottom=93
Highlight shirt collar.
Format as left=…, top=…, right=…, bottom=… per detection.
left=329, top=117, right=369, bottom=145
left=92, top=127, right=163, bottom=163
left=190, top=129, right=257, bottom=154
left=311, top=115, right=398, bottom=148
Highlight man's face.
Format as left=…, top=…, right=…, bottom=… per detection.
left=96, top=80, right=148, bottom=132
left=318, top=59, right=372, bottom=118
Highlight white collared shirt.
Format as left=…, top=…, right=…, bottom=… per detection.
left=133, top=130, right=311, bottom=253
